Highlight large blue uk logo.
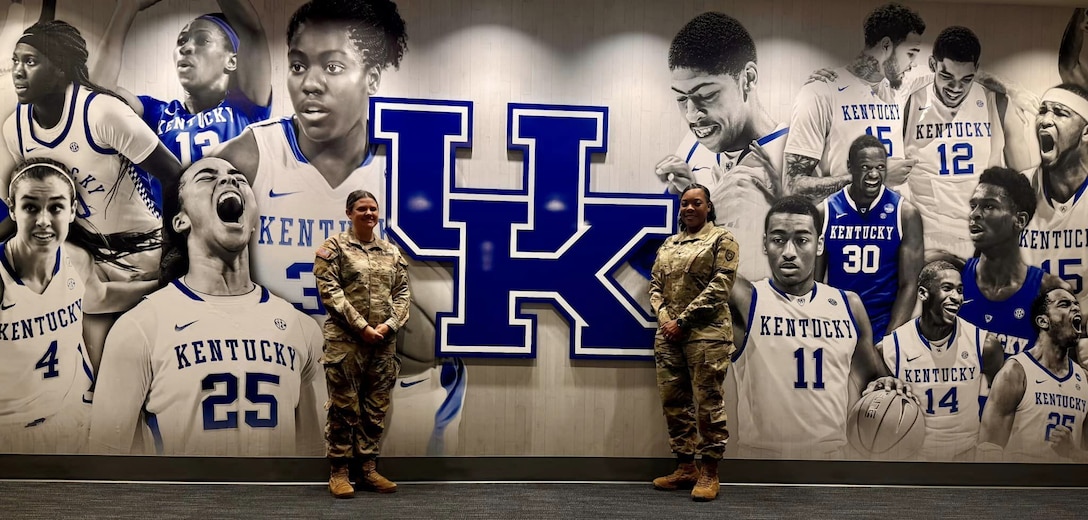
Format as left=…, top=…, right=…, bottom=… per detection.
left=372, top=98, right=673, bottom=359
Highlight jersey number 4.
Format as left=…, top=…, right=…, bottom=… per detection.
left=35, top=340, right=60, bottom=379
left=201, top=372, right=280, bottom=430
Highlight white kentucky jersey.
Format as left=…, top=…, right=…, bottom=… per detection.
left=0, top=244, right=92, bottom=430
left=3, top=83, right=161, bottom=234
left=883, top=317, right=985, bottom=460
left=734, top=279, right=859, bottom=457
left=786, top=67, right=904, bottom=179
left=679, top=125, right=788, bottom=280
left=247, top=117, right=387, bottom=321
left=1003, top=351, right=1088, bottom=462
left=1021, top=168, right=1088, bottom=309
left=904, top=80, right=1003, bottom=258
left=89, top=280, right=322, bottom=456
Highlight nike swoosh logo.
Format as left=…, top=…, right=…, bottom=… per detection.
left=268, top=189, right=300, bottom=198
left=835, top=213, right=846, bottom=219
left=906, top=355, right=922, bottom=362
left=24, top=147, right=37, bottom=153
left=0, top=302, right=14, bottom=310
left=691, top=167, right=710, bottom=172
left=399, top=378, right=429, bottom=389
left=837, top=86, right=848, bottom=92
left=175, top=320, right=198, bottom=331
left=1036, top=379, right=1048, bottom=384
left=918, top=106, right=930, bottom=111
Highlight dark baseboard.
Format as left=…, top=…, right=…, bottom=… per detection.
left=1, top=455, right=1086, bottom=487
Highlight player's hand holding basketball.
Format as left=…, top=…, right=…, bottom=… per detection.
left=655, top=155, right=695, bottom=195
left=863, top=376, right=916, bottom=403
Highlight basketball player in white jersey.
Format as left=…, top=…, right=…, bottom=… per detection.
left=729, top=195, right=906, bottom=459
left=903, top=26, right=1036, bottom=260
left=655, top=12, right=786, bottom=281
left=1, top=159, right=157, bottom=454
left=881, top=260, right=1004, bottom=461
left=88, top=157, right=324, bottom=456
left=978, top=287, right=1088, bottom=462
left=212, top=0, right=465, bottom=456
left=1020, top=85, right=1088, bottom=317
left=784, top=3, right=925, bottom=202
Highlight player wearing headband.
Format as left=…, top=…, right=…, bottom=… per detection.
left=0, top=159, right=156, bottom=454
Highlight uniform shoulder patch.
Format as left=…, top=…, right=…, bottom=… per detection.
left=316, top=246, right=336, bottom=260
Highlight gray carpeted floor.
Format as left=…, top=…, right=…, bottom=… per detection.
left=0, top=482, right=1084, bottom=519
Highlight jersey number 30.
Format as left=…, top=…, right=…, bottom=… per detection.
left=842, top=244, right=880, bottom=274
left=201, top=372, right=280, bottom=430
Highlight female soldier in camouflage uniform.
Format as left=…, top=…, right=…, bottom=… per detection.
left=648, top=183, right=738, bottom=502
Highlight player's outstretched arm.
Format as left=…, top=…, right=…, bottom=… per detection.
left=87, top=312, right=154, bottom=454
left=981, top=332, right=1006, bottom=386
left=785, top=153, right=848, bottom=202
left=70, top=244, right=156, bottom=315
left=1060, top=9, right=1088, bottom=88
left=92, top=94, right=183, bottom=181
left=887, top=200, right=924, bottom=333
left=219, top=0, right=271, bottom=107
left=976, top=359, right=1026, bottom=461
left=209, top=129, right=259, bottom=184
left=89, top=0, right=163, bottom=114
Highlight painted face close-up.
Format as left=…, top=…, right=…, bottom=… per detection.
left=670, top=68, right=748, bottom=153
left=848, top=146, right=887, bottom=202
left=175, top=18, right=236, bottom=92
left=764, top=212, right=821, bottom=288
left=930, top=58, right=978, bottom=109
left=1036, top=100, right=1088, bottom=169
left=922, top=268, right=964, bottom=327
left=288, top=20, right=378, bottom=144
left=10, top=175, right=75, bottom=253
left=347, top=196, right=380, bottom=234
left=883, top=31, right=922, bottom=90
left=175, top=157, right=257, bottom=253
left=679, top=188, right=710, bottom=231
left=967, top=183, right=1022, bottom=250
left=11, top=43, right=66, bottom=104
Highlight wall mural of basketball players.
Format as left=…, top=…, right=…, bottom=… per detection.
left=1, top=0, right=1087, bottom=465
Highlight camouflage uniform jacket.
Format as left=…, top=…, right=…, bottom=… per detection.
left=313, top=231, right=411, bottom=361
left=649, top=222, right=739, bottom=342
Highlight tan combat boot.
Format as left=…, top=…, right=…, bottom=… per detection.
left=652, top=461, right=699, bottom=490
left=358, top=459, right=398, bottom=493
left=329, top=465, right=354, bottom=499
left=691, top=458, right=720, bottom=501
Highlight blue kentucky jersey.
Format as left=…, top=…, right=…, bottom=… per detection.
left=821, top=186, right=903, bottom=339
left=958, top=257, right=1043, bottom=357
left=138, top=90, right=271, bottom=210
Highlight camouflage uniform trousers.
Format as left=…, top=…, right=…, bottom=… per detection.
left=324, top=339, right=401, bottom=461
left=654, top=334, right=732, bottom=459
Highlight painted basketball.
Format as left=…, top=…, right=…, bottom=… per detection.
left=847, top=389, right=926, bottom=459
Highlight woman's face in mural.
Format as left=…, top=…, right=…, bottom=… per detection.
left=9, top=174, right=75, bottom=254
left=287, top=20, right=380, bottom=144
left=1036, top=100, right=1088, bottom=169
left=173, top=158, right=256, bottom=253
left=175, top=19, right=236, bottom=92
left=10, top=43, right=66, bottom=104
left=670, top=67, right=747, bottom=154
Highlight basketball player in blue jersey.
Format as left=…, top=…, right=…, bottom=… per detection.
left=978, top=288, right=1088, bottom=462
left=88, top=157, right=324, bottom=456
left=728, top=195, right=907, bottom=460
left=654, top=12, right=787, bottom=281
left=0, top=159, right=158, bottom=454
left=92, top=0, right=271, bottom=168
left=818, top=134, right=922, bottom=340
left=960, top=167, right=1066, bottom=357
left=213, top=0, right=466, bottom=456
left=1020, top=85, right=1088, bottom=319
left=784, top=3, right=925, bottom=203
left=903, top=26, right=1037, bottom=260
left=881, top=260, right=1004, bottom=461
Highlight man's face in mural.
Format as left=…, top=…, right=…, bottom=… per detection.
left=10, top=43, right=66, bottom=104
left=764, top=212, right=822, bottom=288
left=287, top=20, right=380, bottom=143
left=1037, top=288, right=1083, bottom=348
left=1037, top=99, right=1088, bottom=169
left=930, top=57, right=977, bottom=109
left=967, top=183, right=1023, bottom=250
left=670, top=67, right=748, bottom=153
left=173, top=157, right=257, bottom=254
left=883, top=31, right=922, bottom=89
left=175, top=19, right=237, bottom=92
left=847, top=145, right=887, bottom=202
left=920, top=268, right=963, bottom=328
